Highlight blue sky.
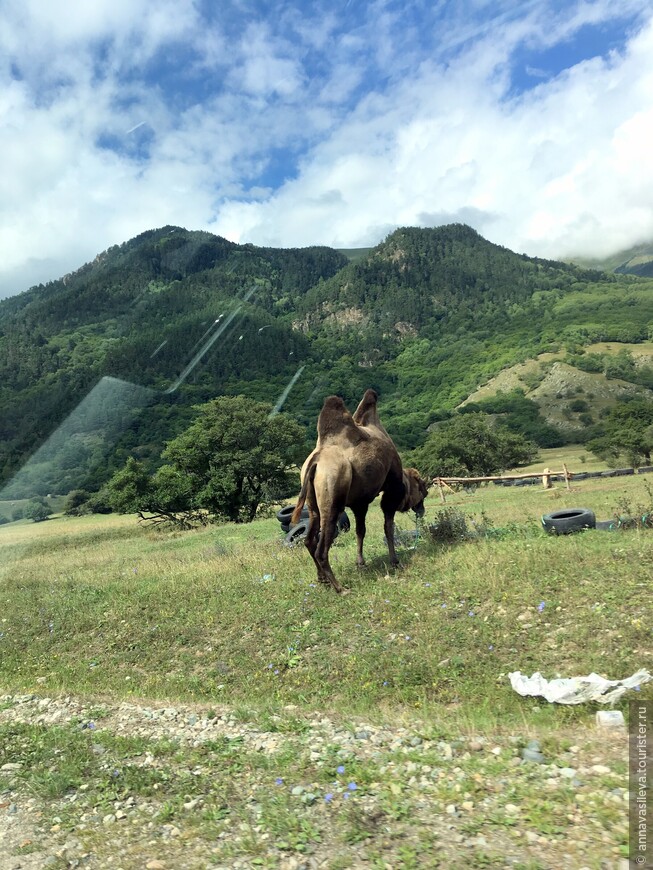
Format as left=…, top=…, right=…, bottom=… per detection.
left=1, top=0, right=652, bottom=298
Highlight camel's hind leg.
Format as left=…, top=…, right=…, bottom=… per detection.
left=304, top=505, right=329, bottom=585
left=315, top=508, right=343, bottom=593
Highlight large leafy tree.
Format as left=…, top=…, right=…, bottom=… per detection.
left=406, top=413, right=537, bottom=478
left=587, top=400, right=653, bottom=467
left=108, top=396, right=304, bottom=524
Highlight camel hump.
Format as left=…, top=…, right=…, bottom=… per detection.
left=352, top=389, right=380, bottom=426
left=318, top=395, right=369, bottom=445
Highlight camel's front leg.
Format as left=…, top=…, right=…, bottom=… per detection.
left=383, top=511, right=399, bottom=566
left=352, top=504, right=369, bottom=567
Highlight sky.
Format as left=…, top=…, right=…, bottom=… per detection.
left=1, top=0, right=653, bottom=299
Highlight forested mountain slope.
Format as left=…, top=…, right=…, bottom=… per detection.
left=1, top=224, right=652, bottom=496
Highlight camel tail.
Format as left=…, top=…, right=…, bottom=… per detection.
left=291, top=455, right=319, bottom=524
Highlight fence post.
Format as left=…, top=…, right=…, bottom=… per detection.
left=437, top=478, right=446, bottom=504
left=563, top=462, right=571, bottom=491
left=542, top=467, right=552, bottom=489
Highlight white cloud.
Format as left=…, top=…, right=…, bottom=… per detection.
left=212, top=9, right=653, bottom=259
left=1, top=1, right=653, bottom=298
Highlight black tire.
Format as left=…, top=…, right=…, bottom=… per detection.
left=637, top=466, right=653, bottom=474
left=281, top=523, right=290, bottom=534
left=284, top=520, right=310, bottom=546
left=276, top=505, right=296, bottom=524
left=337, top=511, right=350, bottom=532
left=541, top=508, right=596, bottom=535
left=276, top=505, right=308, bottom=526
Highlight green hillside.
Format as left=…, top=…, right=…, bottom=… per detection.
left=570, top=238, right=653, bottom=276
left=1, top=223, right=653, bottom=498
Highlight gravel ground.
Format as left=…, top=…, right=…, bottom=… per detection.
left=0, top=691, right=632, bottom=869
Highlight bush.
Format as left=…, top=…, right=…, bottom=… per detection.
left=63, top=489, right=92, bottom=516
left=25, top=498, right=51, bottom=523
left=427, top=507, right=469, bottom=544
left=85, top=489, right=113, bottom=514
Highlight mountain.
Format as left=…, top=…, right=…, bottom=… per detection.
left=1, top=224, right=652, bottom=497
left=570, top=240, right=653, bottom=277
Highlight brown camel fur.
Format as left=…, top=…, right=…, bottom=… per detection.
left=292, top=390, right=428, bottom=593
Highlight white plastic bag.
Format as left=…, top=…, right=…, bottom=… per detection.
left=509, top=668, right=651, bottom=704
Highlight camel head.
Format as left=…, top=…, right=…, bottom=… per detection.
left=400, top=467, right=428, bottom=517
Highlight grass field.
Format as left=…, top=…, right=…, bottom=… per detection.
left=1, top=464, right=651, bottom=724
left=1, top=468, right=651, bottom=867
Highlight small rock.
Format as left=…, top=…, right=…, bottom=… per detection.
left=1, top=763, right=22, bottom=771
left=559, top=767, right=577, bottom=779
left=183, top=798, right=201, bottom=810
left=410, top=736, right=423, bottom=747
left=590, top=764, right=611, bottom=775
left=146, top=862, right=166, bottom=870
left=102, top=813, right=116, bottom=824
left=521, top=740, right=546, bottom=763
left=291, top=785, right=305, bottom=796
left=445, top=804, right=457, bottom=814
left=504, top=803, right=519, bottom=814
left=355, top=730, right=370, bottom=740
left=468, top=740, right=484, bottom=752
left=596, top=710, right=625, bottom=730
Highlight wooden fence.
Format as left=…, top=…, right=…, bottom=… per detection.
left=433, top=464, right=573, bottom=503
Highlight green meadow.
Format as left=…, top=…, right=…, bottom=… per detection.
left=1, top=457, right=651, bottom=867
left=1, top=461, right=651, bottom=725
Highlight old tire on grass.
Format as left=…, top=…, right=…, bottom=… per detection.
left=337, top=511, right=351, bottom=533
left=284, top=520, right=310, bottom=546
left=277, top=505, right=306, bottom=524
left=541, top=508, right=596, bottom=535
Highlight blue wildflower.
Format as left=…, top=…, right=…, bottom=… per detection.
left=324, top=793, right=333, bottom=802
left=347, top=782, right=357, bottom=791
left=538, top=601, right=546, bottom=612
left=336, top=765, right=345, bottom=774
left=275, top=777, right=284, bottom=785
